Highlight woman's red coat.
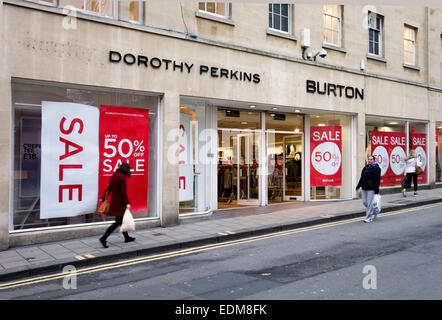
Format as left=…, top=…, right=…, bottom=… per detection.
left=106, top=171, right=129, bottom=217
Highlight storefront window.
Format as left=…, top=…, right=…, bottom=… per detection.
left=409, top=121, right=428, bottom=184
left=12, top=80, right=159, bottom=231
left=310, top=114, right=352, bottom=200
left=365, top=117, right=407, bottom=187
left=178, top=102, right=212, bottom=214
left=436, top=123, right=442, bottom=183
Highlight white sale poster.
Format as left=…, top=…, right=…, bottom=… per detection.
left=40, top=102, right=99, bottom=219
left=179, top=113, right=194, bottom=202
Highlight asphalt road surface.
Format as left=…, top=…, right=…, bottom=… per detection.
left=1, top=203, right=442, bottom=301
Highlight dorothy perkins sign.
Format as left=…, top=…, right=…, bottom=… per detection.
left=109, top=50, right=261, bottom=84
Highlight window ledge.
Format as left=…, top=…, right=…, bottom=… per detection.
left=266, top=28, right=297, bottom=42
left=403, top=64, right=420, bottom=71
left=195, top=11, right=235, bottom=26
left=322, top=43, right=347, bottom=54
left=367, top=54, right=387, bottom=63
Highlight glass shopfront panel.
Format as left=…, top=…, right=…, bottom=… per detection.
left=436, top=123, right=442, bottom=183
left=266, top=113, right=304, bottom=202
left=310, top=114, right=352, bottom=200
left=178, top=102, right=212, bottom=214
left=12, top=80, right=159, bottom=231
left=409, top=121, right=428, bottom=184
left=366, top=117, right=407, bottom=187
left=366, top=117, right=429, bottom=187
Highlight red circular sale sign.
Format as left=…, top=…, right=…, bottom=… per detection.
left=310, top=126, right=342, bottom=187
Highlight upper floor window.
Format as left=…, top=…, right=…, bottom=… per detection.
left=403, top=25, right=416, bottom=65
left=323, top=5, right=341, bottom=47
left=119, top=1, right=143, bottom=23
left=269, top=4, right=291, bottom=33
left=198, top=2, right=229, bottom=18
left=51, top=1, right=143, bottom=23
left=368, top=12, right=383, bottom=56
left=440, top=35, right=442, bottom=85
left=62, top=0, right=115, bottom=17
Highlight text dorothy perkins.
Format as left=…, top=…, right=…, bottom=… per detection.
left=109, top=50, right=261, bottom=84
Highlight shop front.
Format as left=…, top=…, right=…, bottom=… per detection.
left=11, top=80, right=161, bottom=232
left=366, top=117, right=430, bottom=189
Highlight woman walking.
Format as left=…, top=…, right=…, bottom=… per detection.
left=402, top=150, right=420, bottom=197
left=99, top=163, right=136, bottom=248
left=356, top=155, right=381, bottom=223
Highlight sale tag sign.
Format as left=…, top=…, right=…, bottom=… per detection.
left=371, top=131, right=406, bottom=186
left=41, top=102, right=99, bottom=219
left=310, top=126, right=342, bottom=187
left=99, top=106, right=149, bottom=212
left=412, top=133, right=427, bottom=184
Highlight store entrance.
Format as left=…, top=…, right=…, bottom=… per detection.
left=218, top=130, right=260, bottom=209
left=267, top=133, right=303, bottom=203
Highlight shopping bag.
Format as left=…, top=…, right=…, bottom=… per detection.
left=98, top=186, right=111, bottom=214
left=120, top=209, right=135, bottom=232
left=98, top=200, right=110, bottom=215
left=416, top=166, right=423, bottom=175
left=372, top=194, right=381, bottom=214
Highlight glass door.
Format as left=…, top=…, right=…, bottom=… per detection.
left=237, top=133, right=260, bottom=205
left=283, top=135, right=303, bottom=201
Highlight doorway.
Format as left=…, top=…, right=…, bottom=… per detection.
left=218, top=130, right=260, bottom=209
left=267, top=133, right=303, bottom=203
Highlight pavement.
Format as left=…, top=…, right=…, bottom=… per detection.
left=1, top=187, right=442, bottom=283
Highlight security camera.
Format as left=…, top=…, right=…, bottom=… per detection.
left=313, top=48, right=327, bottom=61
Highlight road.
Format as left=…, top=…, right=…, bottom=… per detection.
left=1, top=203, right=442, bottom=301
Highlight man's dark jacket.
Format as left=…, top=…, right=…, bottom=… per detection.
left=356, top=163, right=381, bottom=194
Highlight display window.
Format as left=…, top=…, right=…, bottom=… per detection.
left=178, top=102, right=212, bottom=214
left=366, top=117, right=407, bottom=187
left=409, top=122, right=428, bottom=184
left=365, top=117, right=428, bottom=187
left=310, top=114, right=352, bottom=200
left=12, top=80, right=159, bottom=231
left=436, top=123, right=442, bottom=183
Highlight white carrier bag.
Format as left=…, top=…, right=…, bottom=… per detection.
left=372, top=194, right=382, bottom=214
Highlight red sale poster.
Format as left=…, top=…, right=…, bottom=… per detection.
left=310, top=126, right=342, bottom=186
left=99, top=106, right=149, bottom=212
left=412, top=133, right=427, bottom=184
left=370, top=131, right=406, bottom=186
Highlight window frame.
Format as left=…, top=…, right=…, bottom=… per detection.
left=322, top=5, right=342, bottom=47
left=198, top=2, right=230, bottom=19
left=368, top=12, right=383, bottom=57
left=118, top=1, right=144, bottom=24
left=403, top=25, right=416, bottom=66
left=268, top=3, right=292, bottom=34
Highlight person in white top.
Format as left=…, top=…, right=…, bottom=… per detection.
left=402, top=150, right=421, bottom=197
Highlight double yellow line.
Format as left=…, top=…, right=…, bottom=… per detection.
left=1, top=202, right=441, bottom=291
